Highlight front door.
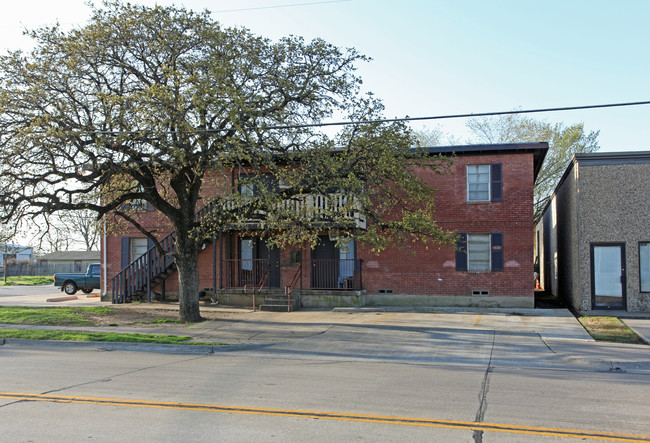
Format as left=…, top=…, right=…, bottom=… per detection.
left=311, top=236, right=339, bottom=288
left=256, top=240, right=281, bottom=288
left=591, top=243, right=626, bottom=310
left=240, top=238, right=280, bottom=288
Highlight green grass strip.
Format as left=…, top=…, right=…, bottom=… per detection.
left=578, top=316, right=645, bottom=344
left=0, top=306, right=114, bottom=326
left=0, top=328, right=194, bottom=344
left=0, top=276, right=54, bottom=286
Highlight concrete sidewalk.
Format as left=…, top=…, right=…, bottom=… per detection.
left=1, top=303, right=593, bottom=344
left=1, top=284, right=649, bottom=351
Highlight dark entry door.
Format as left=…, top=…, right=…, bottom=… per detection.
left=257, top=241, right=281, bottom=288
left=591, top=243, right=626, bottom=310
left=311, top=236, right=339, bottom=288
left=240, top=238, right=281, bottom=288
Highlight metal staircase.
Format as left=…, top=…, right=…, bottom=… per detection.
left=110, top=202, right=217, bottom=304
left=110, top=232, right=177, bottom=303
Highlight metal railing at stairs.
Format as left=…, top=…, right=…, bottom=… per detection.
left=110, top=202, right=216, bottom=304
left=284, top=264, right=302, bottom=312
left=244, top=264, right=270, bottom=311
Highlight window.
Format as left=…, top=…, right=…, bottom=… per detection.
left=467, top=234, right=491, bottom=271
left=241, top=239, right=253, bottom=271
left=466, top=163, right=503, bottom=202
left=74, top=260, right=82, bottom=272
left=456, top=232, right=503, bottom=272
left=467, top=165, right=490, bottom=201
left=641, top=243, right=650, bottom=292
left=127, top=185, right=151, bottom=210
left=130, top=238, right=149, bottom=261
left=89, top=264, right=100, bottom=276
left=120, top=237, right=151, bottom=268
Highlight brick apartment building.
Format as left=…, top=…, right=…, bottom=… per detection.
left=102, top=142, right=548, bottom=309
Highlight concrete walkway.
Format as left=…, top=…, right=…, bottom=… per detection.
left=1, top=284, right=650, bottom=353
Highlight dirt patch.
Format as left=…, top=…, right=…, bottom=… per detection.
left=81, top=304, right=238, bottom=327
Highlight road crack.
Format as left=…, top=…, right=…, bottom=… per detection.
left=473, top=331, right=496, bottom=443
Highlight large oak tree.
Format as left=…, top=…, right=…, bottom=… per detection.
left=0, top=1, right=452, bottom=321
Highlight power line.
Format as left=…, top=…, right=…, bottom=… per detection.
left=264, top=100, right=650, bottom=130
left=212, top=0, right=351, bottom=14
left=91, top=100, right=650, bottom=135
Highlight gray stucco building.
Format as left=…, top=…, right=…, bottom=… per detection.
left=536, top=151, right=650, bottom=312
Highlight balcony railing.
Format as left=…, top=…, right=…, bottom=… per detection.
left=222, top=258, right=362, bottom=291
left=224, top=259, right=270, bottom=289
left=280, top=194, right=366, bottom=229
left=311, top=259, right=362, bottom=291
left=224, top=193, right=366, bottom=229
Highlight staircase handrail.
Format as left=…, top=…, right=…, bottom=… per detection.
left=284, top=264, right=302, bottom=312
left=110, top=198, right=219, bottom=303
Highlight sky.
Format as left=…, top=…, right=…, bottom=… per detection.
left=1, top=0, right=649, bottom=152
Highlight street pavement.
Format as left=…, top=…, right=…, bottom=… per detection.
left=3, top=285, right=650, bottom=440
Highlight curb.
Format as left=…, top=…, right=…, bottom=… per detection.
left=621, top=319, right=650, bottom=344
left=46, top=295, right=79, bottom=302
left=0, top=338, right=218, bottom=354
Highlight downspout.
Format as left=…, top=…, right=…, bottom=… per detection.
left=102, top=216, right=107, bottom=298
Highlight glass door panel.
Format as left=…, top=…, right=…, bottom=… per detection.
left=592, top=244, right=625, bottom=309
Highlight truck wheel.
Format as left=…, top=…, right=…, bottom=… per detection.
left=63, top=282, right=78, bottom=295
left=81, top=288, right=93, bottom=294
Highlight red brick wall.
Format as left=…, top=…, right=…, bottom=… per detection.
left=103, top=153, right=535, bottom=300
left=358, top=153, right=534, bottom=298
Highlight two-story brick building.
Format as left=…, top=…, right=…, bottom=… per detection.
left=103, top=142, right=547, bottom=309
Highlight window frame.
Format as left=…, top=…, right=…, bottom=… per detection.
left=466, top=163, right=503, bottom=203
left=467, top=234, right=491, bottom=271
left=130, top=238, right=149, bottom=262
left=466, top=164, right=491, bottom=202
left=640, top=242, right=650, bottom=293
left=456, top=232, right=503, bottom=272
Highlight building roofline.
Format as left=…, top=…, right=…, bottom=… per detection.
left=574, top=150, right=650, bottom=165
left=537, top=150, right=650, bottom=222
left=422, top=142, right=549, bottom=180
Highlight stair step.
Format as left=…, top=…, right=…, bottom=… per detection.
left=260, top=303, right=299, bottom=312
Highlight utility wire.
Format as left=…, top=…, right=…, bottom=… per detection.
left=92, top=100, right=650, bottom=135
left=264, top=100, right=650, bottom=131
left=213, top=0, right=351, bottom=14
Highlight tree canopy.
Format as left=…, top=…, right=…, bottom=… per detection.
left=466, top=114, right=600, bottom=217
left=0, top=1, right=452, bottom=321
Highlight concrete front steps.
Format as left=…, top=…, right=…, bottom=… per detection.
left=260, top=290, right=301, bottom=312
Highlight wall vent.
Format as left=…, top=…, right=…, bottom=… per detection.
left=472, top=290, right=489, bottom=296
left=378, top=289, right=394, bottom=294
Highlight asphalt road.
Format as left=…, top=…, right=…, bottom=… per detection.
left=2, top=307, right=650, bottom=442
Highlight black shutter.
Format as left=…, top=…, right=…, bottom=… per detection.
left=456, top=233, right=468, bottom=271
left=491, top=232, right=503, bottom=271
left=120, top=237, right=130, bottom=268
left=491, top=163, right=503, bottom=202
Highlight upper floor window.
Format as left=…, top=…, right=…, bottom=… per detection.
left=467, top=163, right=503, bottom=202
left=467, top=165, right=490, bottom=201
left=640, top=242, right=650, bottom=292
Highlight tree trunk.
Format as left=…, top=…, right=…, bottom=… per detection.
left=175, top=235, right=203, bottom=323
